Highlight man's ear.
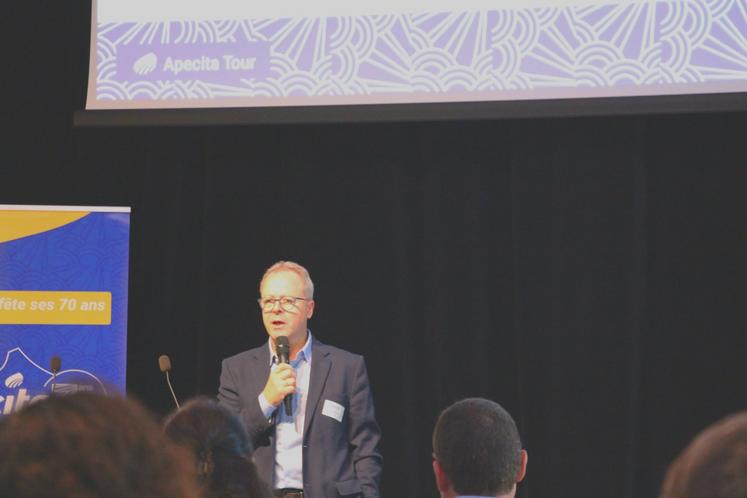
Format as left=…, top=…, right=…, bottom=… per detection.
left=432, top=459, right=452, bottom=494
left=516, top=450, right=528, bottom=483
left=306, top=299, right=315, bottom=319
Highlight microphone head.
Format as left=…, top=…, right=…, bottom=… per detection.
left=50, top=356, right=61, bottom=374
left=158, top=355, right=172, bottom=373
left=275, top=336, right=290, bottom=362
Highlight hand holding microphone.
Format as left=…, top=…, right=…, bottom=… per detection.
left=262, top=336, right=295, bottom=415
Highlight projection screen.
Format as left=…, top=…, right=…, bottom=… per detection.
left=85, top=0, right=747, bottom=111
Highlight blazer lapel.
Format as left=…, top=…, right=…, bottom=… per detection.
left=247, top=343, right=275, bottom=481
left=303, top=337, right=331, bottom=438
left=251, top=344, right=272, bottom=396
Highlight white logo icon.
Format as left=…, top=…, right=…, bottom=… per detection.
left=0, top=348, right=108, bottom=416
left=134, top=52, right=157, bottom=75
left=5, top=372, right=23, bottom=389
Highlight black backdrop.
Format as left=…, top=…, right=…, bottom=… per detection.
left=4, top=3, right=746, bottom=498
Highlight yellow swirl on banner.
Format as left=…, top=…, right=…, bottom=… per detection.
left=0, top=211, right=89, bottom=243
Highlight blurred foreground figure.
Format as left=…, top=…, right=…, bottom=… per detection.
left=432, top=398, right=528, bottom=498
left=0, top=392, right=199, bottom=498
left=659, top=411, right=747, bottom=498
left=165, top=397, right=273, bottom=498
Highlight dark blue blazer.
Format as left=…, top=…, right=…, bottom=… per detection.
left=218, top=337, right=382, bottom=498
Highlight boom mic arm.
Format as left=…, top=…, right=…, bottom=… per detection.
left=50, top=356, right=61, bottom=394
left=158, top=355, right=180, bottom=409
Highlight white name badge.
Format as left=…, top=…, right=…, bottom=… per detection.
left=322, top=399, right=345, bottom=422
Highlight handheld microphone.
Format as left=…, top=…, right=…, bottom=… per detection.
left=158, top=355, right=180, bottom=409
left=275, top=336, right=292, bottom=416
left=50, top=356, right=61, bottom=394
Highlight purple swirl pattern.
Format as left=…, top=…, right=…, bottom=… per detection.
left=93, top=0, right=747, bottom=105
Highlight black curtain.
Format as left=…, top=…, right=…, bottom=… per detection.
left=4, top=2, right=746, bottom=498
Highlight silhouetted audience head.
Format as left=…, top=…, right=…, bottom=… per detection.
left=164, top=397, right=272, bottom=498
left=432, top=398, right=527, bottom=498
left=659, top=411, right=747, bottom=498
left=0, top=392, right=199, bottom=498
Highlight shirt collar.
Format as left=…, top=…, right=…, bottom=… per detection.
left=268, top=330, right=313, bottom=365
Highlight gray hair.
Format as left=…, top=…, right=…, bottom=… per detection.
left=260, top=261, right=314, bottom=298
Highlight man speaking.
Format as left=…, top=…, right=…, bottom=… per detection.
left=218, top=261, right=382, bottom=498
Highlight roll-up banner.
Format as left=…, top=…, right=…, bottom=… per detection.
left=0, top=205, right=130, bottom=416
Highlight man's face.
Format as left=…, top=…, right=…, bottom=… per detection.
left=259, top=270, right=314, bottom=347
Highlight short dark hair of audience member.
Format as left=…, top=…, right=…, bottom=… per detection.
left=164, top=397, right=272, bottom=498
left=0, top=392, right=199, bottom=498
left=659, top=411, right=747, bottom=498
left=432, top=398, right=528, bottom=498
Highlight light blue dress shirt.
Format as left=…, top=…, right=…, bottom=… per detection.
left=258, top=331, right=313, bottom=490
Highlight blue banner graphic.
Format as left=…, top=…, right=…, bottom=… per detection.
left=0, top=206, right=130, bottom=416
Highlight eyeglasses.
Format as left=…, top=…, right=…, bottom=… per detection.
left=257, top=296, right=310, bottom=312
